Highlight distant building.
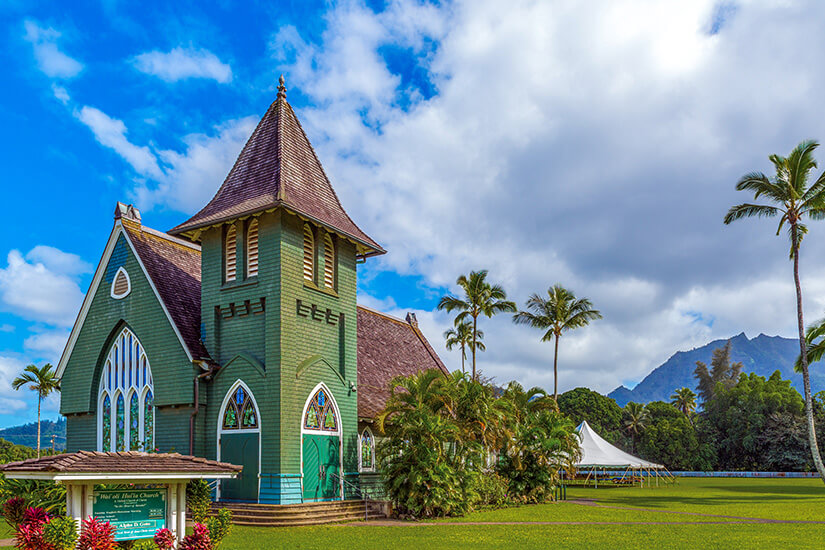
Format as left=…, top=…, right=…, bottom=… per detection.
left=56, top=78, right=448, bottom=504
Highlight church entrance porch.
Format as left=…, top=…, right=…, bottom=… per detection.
left=301, top=384, right=342, bottom=502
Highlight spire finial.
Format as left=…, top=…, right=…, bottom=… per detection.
left=277, top=74, right=287, bottom=100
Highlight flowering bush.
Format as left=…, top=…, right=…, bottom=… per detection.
left=13, top=506, right=53, bottom=550
left=3, top=497, right=26, bottom=528
left=153, top=528, right=175, bottom=550
left=179, top=523, right=212, bottom=550
left=76, top=516, right=117, bottom=550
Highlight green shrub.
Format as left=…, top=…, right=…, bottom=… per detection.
left=42, top=515, right=78, bottom=550
left=0, top=477, right=66, bottom=514
left=475, top=471, right=510, bottom=508
left=186, top=480, right=212, bottom=524
left=206, top=508, right=232, bottom=548
left=129, top=540, right=157, bottom=550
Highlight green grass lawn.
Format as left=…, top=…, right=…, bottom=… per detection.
left=218, top=478, right=825, bottom=550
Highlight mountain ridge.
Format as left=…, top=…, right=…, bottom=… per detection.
left=608, top=332, right=825, bottom=406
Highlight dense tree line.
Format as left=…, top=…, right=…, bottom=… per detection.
left=558, top=344, right=824, bottom=472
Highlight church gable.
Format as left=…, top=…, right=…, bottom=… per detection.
left=59, top=218, right=198, bottom=415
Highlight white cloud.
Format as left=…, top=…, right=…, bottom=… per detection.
left=24, top=329, right=70, bottom=364
left=0, top=356, right=32, bottom=412
left=74, top=106, right=163, bottom=178
left=51, top=83, right=70, bottom=104
left=132, top=47, right=233, bottom=83
left=135, top=116, right=258, bottom=212
left=0, top=325, right=14, bottom=333
left=0, top=248, right=86, bottom=327
left=268, top=0, right=825, bottom=394
left=22, top=19, right=83, bottom=79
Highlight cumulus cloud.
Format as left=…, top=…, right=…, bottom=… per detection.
left=22, top=19, right=83, bottom=79
left=132, top=47, right=233, bottom=83
left=268, top=0, right=825, bottom=393
left=0, top=248, right=88, bottom=327
left=24, top=329, right=70, bottom=364
left=74, top=106, right=163, bottom=178
left=0, top=355, right=33, bottom=412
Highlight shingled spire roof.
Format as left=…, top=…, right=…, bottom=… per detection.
left=170, top=76, right=384, bottom=256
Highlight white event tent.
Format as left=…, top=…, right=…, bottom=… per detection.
left=573, top=421, right=671, bottom=486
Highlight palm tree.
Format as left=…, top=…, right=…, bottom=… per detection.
left=693, top=342, right=743, bottom=403
left=670, top=387, right=697, bottom=418
left=623, top=402, right=648, bottom=454
left=443, top=320, right=483, bottom=374
left=438, top=270, right=516, bottom=381
left=12, top=363, right=60, bottom=458
left=724, top=139, right=825, bottom=481
left=512, top=285, right=602, bottom=401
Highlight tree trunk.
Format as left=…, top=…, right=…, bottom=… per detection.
left=36, top=394, right=41, bottom=459
left=461, top=343, right=465, bottom=374
left=472, top=314, right=478, bottom=381
left=792, top=223, right=825, bottom=482
left=553, top=332, right=560, bottom=401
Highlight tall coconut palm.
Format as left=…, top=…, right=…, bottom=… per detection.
left=512, top=285, right=602, bottom=401
left=443, top=320, right=483, bottom=374
left=670, top=387, right=697, bottom=418
left=12, top=363, right=60, bottom=458
left=623, top=402, right=648, bottom=454
left=438, top=270, right=516, bottom=381
left=724, top=139, right=825, bottom=481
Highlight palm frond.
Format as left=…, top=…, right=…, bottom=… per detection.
left=723, top=203, right=779, bottom=224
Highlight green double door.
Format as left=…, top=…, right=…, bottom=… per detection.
left=302, top=434, right=341, bottom=501
left=220, top=432, right=259, bottom=501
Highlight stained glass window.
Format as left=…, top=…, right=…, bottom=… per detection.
left=116, top=393, right=125, bottom=451
left=102, top=394, right=111, bottom=452
left=144, top=391, right=154, bottom=450
left=222, top=384, right=258, bottom=431
left=98, top=328, right=154, bottom=452
left=360, top=429, right=374, bottom=471
left=129, top=392, right=139, bottom=450
left=304, top=388, right=338, bottom=432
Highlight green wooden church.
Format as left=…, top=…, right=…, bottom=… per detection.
left=56, top=78, right=449, bottom=504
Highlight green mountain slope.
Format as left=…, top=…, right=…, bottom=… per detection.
left=608, top=333, right=825, bottom=406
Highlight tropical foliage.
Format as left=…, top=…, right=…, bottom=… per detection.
left=11, top=363, right=60, bottom=458
left=377, top=370, right=578, bottom=517
left=557, top=387, right=623, bottom=443
left=513, top=285, right=601, bottom=400
left=694, top=341, right=742, bottom=403
left=670, top=387, right=697, bottom=418
left=443, top=320, right=481, bottom=375
left=724, top=139, right=825, bottom=481
left=438, top=270, right=516, bottom=380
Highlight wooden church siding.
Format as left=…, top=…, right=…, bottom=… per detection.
left=65, top=414, right=96, bottom=453
left=277, top=212, right=359, bottom=484
left=61, top=233, right=194, bottom=416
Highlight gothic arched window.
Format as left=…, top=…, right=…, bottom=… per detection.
left=222, top=384, right=258, bottom=430
left=303, top=387, right=338, bottom=433
left=359, top=428, right=375, bottom=472
left=98, top=327, right=154, bottom=452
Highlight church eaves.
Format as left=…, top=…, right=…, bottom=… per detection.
left=169, top=76, right=384, bottom=257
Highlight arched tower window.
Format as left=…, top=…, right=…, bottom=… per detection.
left=110, top=267, right=131, bottom=299
left=225, top=224, right=237, bottom=282
left=323, top=234, right=335, bottom=289
left=359, top=427, right=375, bottom=472
left=247, top=219, right=259, bottom=278
left=303, top=224, right=315, bottom=283
left=98, top=327, right=154, bottom=452
left=303, top=387, right=338, bottom=433
left=221, top=384, right=259, bottom=430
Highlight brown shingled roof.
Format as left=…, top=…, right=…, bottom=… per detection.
left=122, top=220, right=209, bottom=360
left=169, top=85, right=383, bottom=256
left=356, top=306, right=450, bottom=419
left=0, top=451, right=241, bottom=476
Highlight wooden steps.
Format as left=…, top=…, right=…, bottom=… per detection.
left=200, top=499, right=388, bottom=527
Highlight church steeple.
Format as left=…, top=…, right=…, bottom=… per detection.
left=169, top=77, right=384, bottom=258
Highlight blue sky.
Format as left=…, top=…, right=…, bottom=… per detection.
left=5, top=1, right=825, bottom=430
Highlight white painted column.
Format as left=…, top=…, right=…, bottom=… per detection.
left=85, top=484, right=95, bottom=523
left=70, top=484, right=83, bottom=531
left=169, top=483, right=178, bottom=544
left=65, top=483, right=73, bottom=526
left=176, top=483, right=187, bottom=540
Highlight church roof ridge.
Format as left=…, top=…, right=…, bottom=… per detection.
left=169, top=79, right=384, bottom=256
